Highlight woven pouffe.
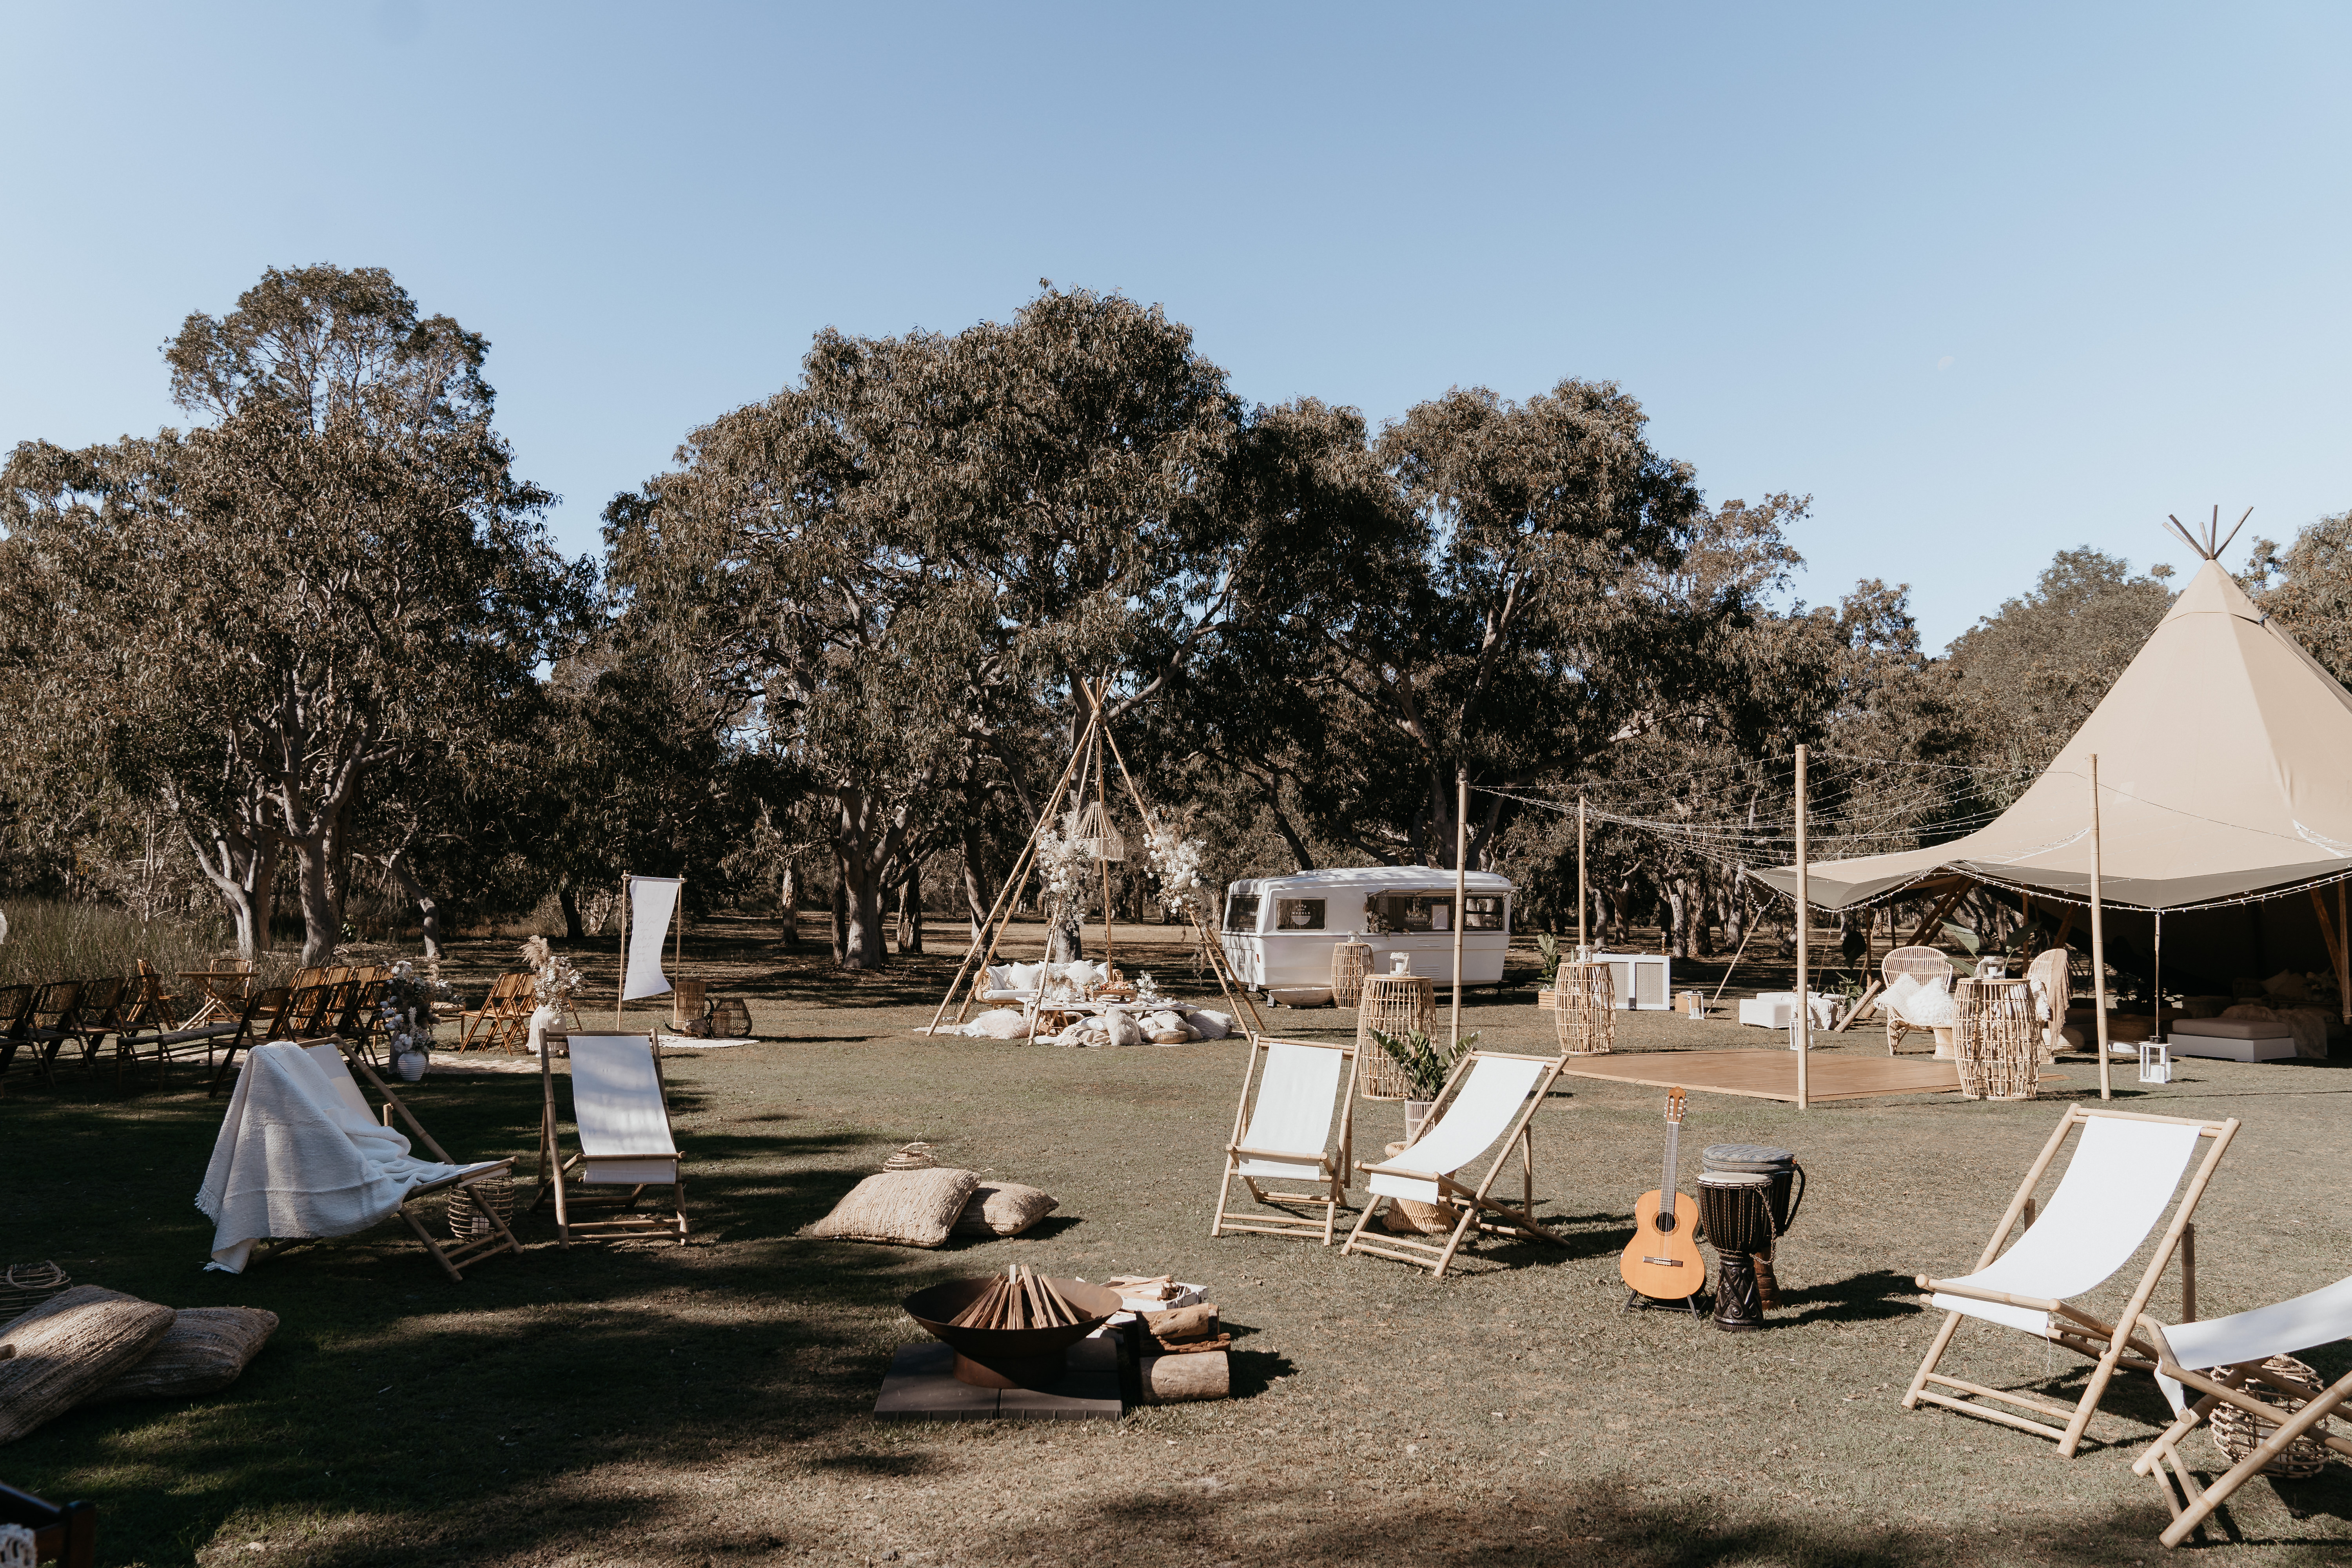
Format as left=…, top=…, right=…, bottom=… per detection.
left=1554, top=962, right=1616, bottom=1056
left=1955, top=978, right=2038, bottom=1100
left=670, top=978, right=708, bottom=1036
left=1379, top=1140, right=1457, bottom=1234
left=1331, top=941, right=1374, bottom=1009
left=447, top=1176, right=516, bottom=1243
left=1356, top=974, right=1437, bottom=1100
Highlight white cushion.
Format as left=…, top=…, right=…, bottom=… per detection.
left=969, top=1008, right=1033, bottom=1039
left=1883, top=973, right=1922, bottom=1014
left=1005, top=962, right=1046, bottom=991
left=1900, top=980, right=1957, bottom=1027
left=1061, top=960, right=1102, bottom=988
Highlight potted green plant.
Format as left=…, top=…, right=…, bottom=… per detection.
left=1370, top=1027, right=1478, bottom=1143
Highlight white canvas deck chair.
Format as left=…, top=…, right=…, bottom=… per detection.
left=534, top=1033, right=688, bottom=1245
left=1341, top=1050, right=1569, bottom=1278
left=1904, top=1105, right=2239, bottom=1455
left=2132, top=1274, right=2352, bottom=1547
left=1211, top=1036, right=1357, bottom=1245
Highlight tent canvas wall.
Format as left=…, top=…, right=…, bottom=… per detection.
left=1755, top=559, right=2352, bottom=1002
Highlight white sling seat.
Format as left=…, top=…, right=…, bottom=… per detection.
left=1212, top=1036, right=1356, bottom=1245
left=534, top=1033, right=688, bottom=1245
left=2131, top=1274, right=2352, bottom=1546
left=1341, top=1050, right=1568, bottom=1278
left=1904, top=1105, right=2238, bottom=1455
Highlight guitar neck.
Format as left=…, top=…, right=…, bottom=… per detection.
left=1659, top=1121, right=1681, bottom=1220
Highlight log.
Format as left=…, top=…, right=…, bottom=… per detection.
left=1142, top=1304, right=1219, bottom=1342
left=1139, top=1350, right=1229, bottom=1403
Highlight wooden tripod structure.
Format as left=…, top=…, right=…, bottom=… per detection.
left=926, top=680, right=1267, bottom=1039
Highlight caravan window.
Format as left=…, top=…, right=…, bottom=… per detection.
left=1464, top=896, right=1506, bottom=931
left=1276, top=898, right=1326, bottom=931
left=1375, top=894, right=1451, bottom=933
left=1223, top=893, right=1261, bottom=932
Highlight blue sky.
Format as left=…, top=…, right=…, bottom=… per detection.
left=4, top=2, right=2345, bottom=649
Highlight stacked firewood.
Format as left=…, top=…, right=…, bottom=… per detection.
left=1142, top=1303, right=1229, bottom=1355
left=947, top=1265, right=1090, bottom=1330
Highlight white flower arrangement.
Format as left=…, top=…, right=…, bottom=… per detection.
left=1144, top=824, right=1208, bottom=916
left=520, top=935, right=584, bottom=1012
left=1034, top=831, right=1094, bottom=920
left=380, top=960, right=454, bottom=1081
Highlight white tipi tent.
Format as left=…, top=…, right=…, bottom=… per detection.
left=1756, top=557, right=2352, bottom=1000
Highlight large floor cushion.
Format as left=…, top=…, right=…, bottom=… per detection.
left=82, top=1306, right=280, bottom=1404
left=805, top=1168, right=982, bottom=1247
left=2171, top=1018, right=2294, bottom=1040
left=0, top=1286, right=176, bottom=1442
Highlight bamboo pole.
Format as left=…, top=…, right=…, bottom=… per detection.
left=2090, top=755, right=2112, bottom=1101
left=1795, top=745, right=1809, bottom=1111
left=614, top=875, right=628, bottom=1029
left=1577, top=795, right=1588, bottom=961
left=1450, top=767, right=1468, bottom=1051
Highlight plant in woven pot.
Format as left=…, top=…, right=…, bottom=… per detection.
left=1372, top=1028, right=1477, bottom=1236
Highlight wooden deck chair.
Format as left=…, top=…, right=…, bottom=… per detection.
left=1211, top=1036, right=1357, bottom=1245
left=2131, top=1274, right=2352, bottom=1546
left=533, top=1033, right=688, bottom=1245
left=1341, top=1050, right=1570, bottom=1278
left=205, top=986, right=296, bottom=1096
left=0, top=983, right=39, bottom=1089
left=287, top=1041, right=522, bottom=1281
left=1882, top=946, right=1955, bottom=1054
left=1903, top=1105, right=2239, bottom=1456
left=21, top=980, right=84, bottom=1081
left=179, top=960, right=254, bottom=1027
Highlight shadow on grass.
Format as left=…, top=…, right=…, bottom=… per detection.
left=1773, top=1269, right=1928, bottom=1327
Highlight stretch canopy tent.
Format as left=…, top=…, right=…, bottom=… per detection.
left=1753, top=559, right=2352, bottom=996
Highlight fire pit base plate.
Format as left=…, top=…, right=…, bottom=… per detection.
left=875, top=1335, right=1121, bottom=1422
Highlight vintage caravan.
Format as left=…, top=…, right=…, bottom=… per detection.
left=1218, top=867, right=1514, bottom=994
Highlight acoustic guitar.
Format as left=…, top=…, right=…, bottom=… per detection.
left=1619, top=1087, right=1705, bottom=1301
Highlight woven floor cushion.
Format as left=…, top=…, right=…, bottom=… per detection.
left=805, top=1167, right=981, bottom=1248
left=953, top=1181, right=1060, bottom=1237
left=0, top=1285, right=176, bottom=1442
left=81, top=1307, right=280, bottom=1405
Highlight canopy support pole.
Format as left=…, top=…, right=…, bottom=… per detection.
left=1795, top=744, right=1809, bottom=1111
left=1576, top=795, right=1588, bottom=960
left=1450, top=768, right=1468, bottom=1050
left=2090, top=755, right=2112, bottom=1101
left=2312, top=884, right=2351, bottom=1028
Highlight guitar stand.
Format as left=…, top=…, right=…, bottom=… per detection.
left=1624, top=1287, right=1709, bottom=1320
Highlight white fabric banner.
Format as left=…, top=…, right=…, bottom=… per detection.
left=623, top=876, right=681, bottom=1000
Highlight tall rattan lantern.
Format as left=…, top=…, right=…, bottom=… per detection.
left=1331, top=940, right=1373, bottom=1007
left=1357, top=971, right=1438, bottom=1098
left=1553, top=960, right=1616, bottom=1056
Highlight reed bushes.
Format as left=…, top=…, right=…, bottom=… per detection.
left=0, top=900, right=233, bottom=988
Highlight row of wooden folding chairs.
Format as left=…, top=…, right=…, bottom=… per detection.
left=457, top=972, right=580, bottom=1052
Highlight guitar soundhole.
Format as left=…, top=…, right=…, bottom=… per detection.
left=1653, top=1211, right=1678, bottom=1234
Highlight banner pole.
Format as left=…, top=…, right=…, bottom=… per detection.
left=1795, top=744, right=1810, bottom=1111
left=615, top=875, right=629, bottom=1029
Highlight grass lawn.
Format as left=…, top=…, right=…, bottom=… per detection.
left=7, top=915, right=2352, bottom=1566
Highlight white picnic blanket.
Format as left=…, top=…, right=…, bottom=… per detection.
left=196, top=1041, right=484, bottom=1272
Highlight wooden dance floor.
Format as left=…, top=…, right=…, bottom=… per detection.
left=1555, top=1049, right=1998, bottom=1103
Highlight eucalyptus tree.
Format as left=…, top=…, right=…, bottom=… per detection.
left=2247, top=508, right=2352, bottom=689
left=0, top=265, right=584, bottom=962
left=608, top=287, right=1275, bottom=969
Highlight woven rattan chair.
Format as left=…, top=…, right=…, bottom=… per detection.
left=2024, top=949, right=2073, bottom=1060
left=1881, top=946, right=1955, bottom=1055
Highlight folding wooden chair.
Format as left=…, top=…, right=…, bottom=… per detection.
left=533, top=1033, right=688, bottom=1245
left=1341, top=1050, right=1570, bottom=1278
left=1903, top=1105, right=2239, bottom=1456
left=2132, top=1274, right=2352, bottom=1546
left=459, top=973, right=526, bottom=1051
left=20, top=980, right=84, bottom=1081
left=0, top=982, right=39, bottom=1090
left=205, top=986, right=296, bottom=1096
left=1211, top=1036, right=1357, bottom=1244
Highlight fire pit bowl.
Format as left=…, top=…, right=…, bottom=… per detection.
left=903, top=1276, right=1123, bottom=1390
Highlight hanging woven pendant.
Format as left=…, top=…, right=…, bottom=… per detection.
left=1069, top=800, right=1127, bottom=861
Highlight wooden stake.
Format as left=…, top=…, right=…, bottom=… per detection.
left=2090, top=755, right=2112, bottom=1101
left=1795, top=745, right=1810, bottom=1111
left=1450, top=766, right=1468, bottom=1051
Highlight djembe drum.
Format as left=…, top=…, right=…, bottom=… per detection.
left=1701, top=1143, right=1806, bottom=1309
left=1697, top=1172, right=1774, bottom=1332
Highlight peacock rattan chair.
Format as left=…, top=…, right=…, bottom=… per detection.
left=1882, top=946, right=1955, bottom=1055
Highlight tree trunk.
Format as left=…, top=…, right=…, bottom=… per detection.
left=961, top=835, right=990, bottom=942
left=896, top=866, right=924, bottom=955
left=828, top=869, right=848, bottom=965
left=189, top=823, right=278, bottom=959
left=777, top=857, right=800, bottom=950
left=842, top=855, right=889, bottom=969
left=1664, top=878, right=1690, bottom=960
left=557, top=880, right=584, bottom=942
left=384, top=853, right=443, bottom=959
left=1045, top=905, right=1085, bottom=963
left=291, top=832, right=341, bottom=969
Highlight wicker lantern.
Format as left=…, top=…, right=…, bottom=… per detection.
left=1553, top=961, right=1616, bottom=1056
left=1332, top=941, right=1373, bottom=1008
left=1066, top=802, right=1126, bottom=862
left=1356, top=973, right=1438, bottom=1099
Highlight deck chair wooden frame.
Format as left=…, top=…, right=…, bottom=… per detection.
left=288, top=1040, right=523, bottom=1282
left=1341, top=1049, right=1570, bottom=1278
left=2129, top=1278, right=2352, bottom=1547
left=1882, top=946, right=1955, bottom=1055
left=1902, top=1105, right=2239, bottom=1456
left=532, top=1032, right=688, bottom=1246
left=1211, top=1035, right=1357, bottom=1245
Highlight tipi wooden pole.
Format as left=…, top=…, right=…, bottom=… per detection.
left=1450, top=767, right=1468, bottom=1050
left=1577, top=795, right=1588, bottom=960
left=1795, top=745, right=1810, bottom=1111
left=924, top=713, right=1095, bottom=1033
left=1095, top=710, right=1268, bottom=1038
left=2090, top=755, right=2112, bottom=1101
left=1096, top=715, right=1114, bottom=971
